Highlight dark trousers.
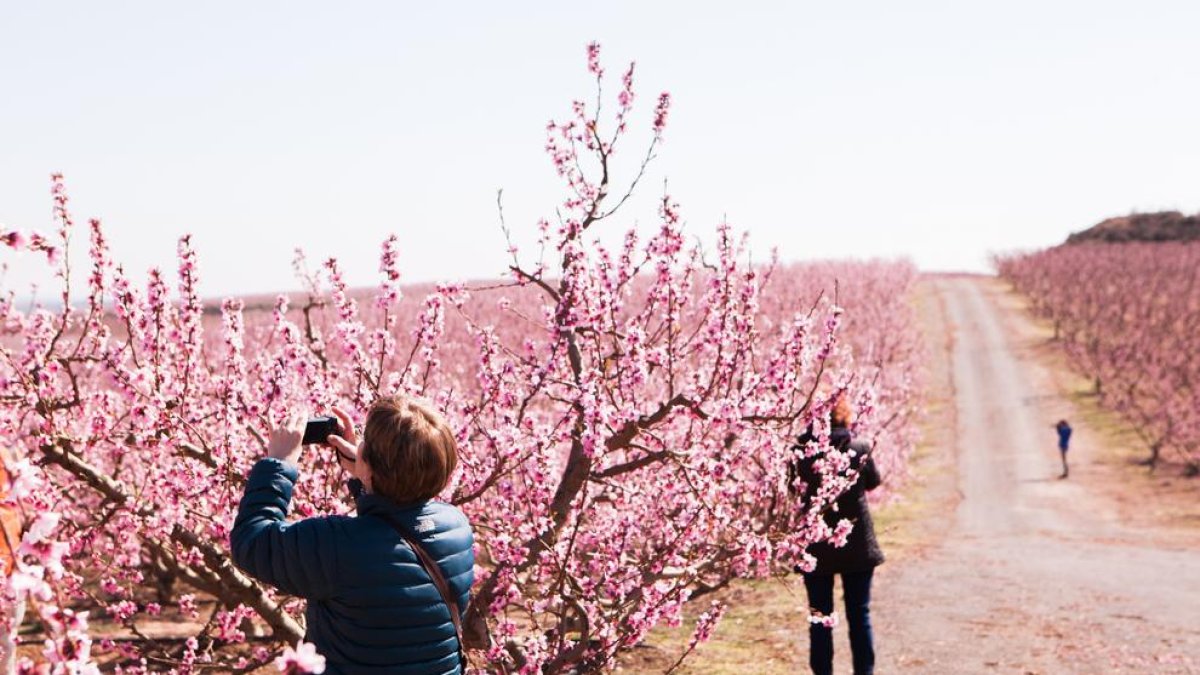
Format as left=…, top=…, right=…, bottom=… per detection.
left=803, top=569, right=875, bottom=675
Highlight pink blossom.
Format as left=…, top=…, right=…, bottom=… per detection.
left=1, top=230, right=26, bottom=249
left=653, top=92, right=671, bottom=136
left=275, top=641, right=326, bottom=674
left=688, top=601, right=726, bottom=649
left=24, top=512, right=60, bottom=543
left=178, top=594, right=199, bottom=619
left=829, top=518, right=854, bottom=548
left=586, top=41, right=603, bottom=77
left=808, top=609, right=839, bottom=628
left=107, top=600, right=137, bottom=622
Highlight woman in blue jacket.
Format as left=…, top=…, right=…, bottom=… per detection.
left=231, top=396, right=475, bottom=675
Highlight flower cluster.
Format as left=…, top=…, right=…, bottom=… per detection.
left=275, top=641, right=326, bottom=674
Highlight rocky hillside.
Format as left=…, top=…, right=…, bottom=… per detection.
left=1067, top=211, right=1200, bottom=244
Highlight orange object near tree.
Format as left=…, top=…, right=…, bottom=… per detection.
left=0, top=456, right=19, bottom=577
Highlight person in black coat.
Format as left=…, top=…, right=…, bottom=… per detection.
left=792, top=396, right=884, bottom=675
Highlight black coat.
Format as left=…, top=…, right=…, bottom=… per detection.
left=792, top=426, right=885, bottom=575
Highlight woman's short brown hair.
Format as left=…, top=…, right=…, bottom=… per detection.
left=830, top=394, right=854, bottom=428
left=361, top=396, right=458, bottom=504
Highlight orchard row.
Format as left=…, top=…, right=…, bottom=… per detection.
left=998, top=243, right=1200, bottom=473
left=0, top=44, right=923, bottom=674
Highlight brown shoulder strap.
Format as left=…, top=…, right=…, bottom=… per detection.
left=375, top=513, right=467, bottom=670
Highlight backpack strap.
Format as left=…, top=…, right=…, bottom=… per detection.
left=374, top=512, right=468, bottom=671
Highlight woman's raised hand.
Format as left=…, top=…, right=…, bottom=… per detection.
left=328, top=406, right=359, bottom=474
left=266, top=411, right=307, bottom=466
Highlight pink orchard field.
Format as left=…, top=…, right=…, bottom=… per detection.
left=998, top=243, right=1200, bottom=475
left=0, top=46, right=923, bottom=673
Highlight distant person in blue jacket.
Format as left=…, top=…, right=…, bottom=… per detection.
left=231, top=396, right=475, bottom=675
left=1056, top=419, right=1072, bottom=479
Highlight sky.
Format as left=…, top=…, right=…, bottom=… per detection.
left=2, top=1, right=1199, bottom=298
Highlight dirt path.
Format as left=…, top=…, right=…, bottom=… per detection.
left=873, top=276, right=1200, bottom=673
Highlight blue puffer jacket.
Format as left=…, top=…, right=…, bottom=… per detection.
left=231, top=458, right=475, bottom=675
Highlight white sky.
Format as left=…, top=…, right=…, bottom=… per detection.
left=2, top=1, right=1199, bottom=298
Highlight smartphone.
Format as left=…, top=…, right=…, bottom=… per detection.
left=302, top=416, right=340, bottom=446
